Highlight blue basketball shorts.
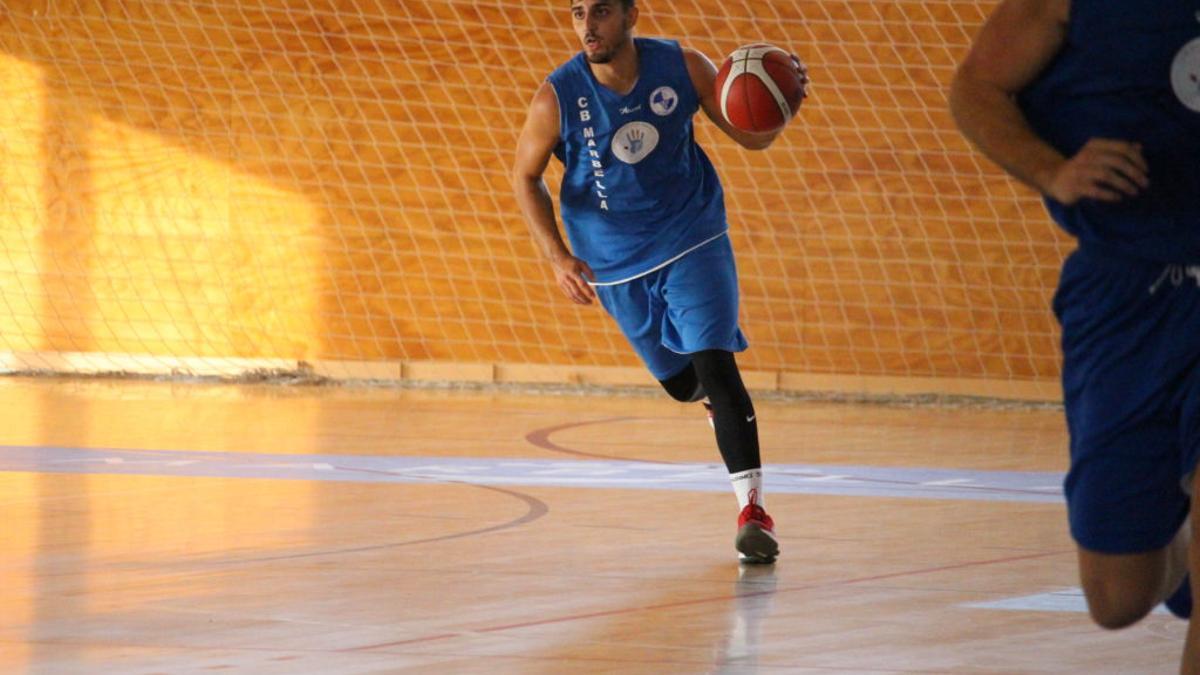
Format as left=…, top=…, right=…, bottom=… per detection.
left=594, top=233, right=749, bottom=381
left=1054, top=247, right=1200, bottom=555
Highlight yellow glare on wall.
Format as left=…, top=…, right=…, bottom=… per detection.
left=0, top=54, right=47, bottom=352
left=85, top=118, right=321, bottom=359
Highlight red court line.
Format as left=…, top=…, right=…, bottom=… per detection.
left=525, top=416, right=680, bottom=463
left=0, top=638, right=950, bottom=672
left=183, top=475, right=549, bottom=567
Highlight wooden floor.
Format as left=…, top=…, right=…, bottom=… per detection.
left=0, top=377, right=1183, bottom=674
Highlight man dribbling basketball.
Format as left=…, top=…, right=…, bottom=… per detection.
left=512, top=0, right=807, bottom=564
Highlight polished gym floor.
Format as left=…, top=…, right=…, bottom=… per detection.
left=0, top=378, right=1182, bottom=673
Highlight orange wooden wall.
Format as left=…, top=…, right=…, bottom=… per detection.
left=0, top=1, right=1070, bottom=389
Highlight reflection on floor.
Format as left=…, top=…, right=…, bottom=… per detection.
left=0, top=378, right=1182, bottom=674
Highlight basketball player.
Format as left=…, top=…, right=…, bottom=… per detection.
left=950, top=0, right=1200, bottom=668
left=512, top=0, right=807, bottom=563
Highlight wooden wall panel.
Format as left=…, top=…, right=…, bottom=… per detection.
left=0, top=0, right=1069, bottom=387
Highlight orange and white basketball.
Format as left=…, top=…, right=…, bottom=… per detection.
left=714, top=44, right=805, bottom=133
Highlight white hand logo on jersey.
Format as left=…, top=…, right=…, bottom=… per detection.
left=627, top=129, right=645, bottom=155
left=612, top=121, right=660, bottom=164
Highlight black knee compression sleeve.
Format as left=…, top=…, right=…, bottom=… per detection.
left=691, top=349, right=760, bottom=473
left=658, top=363, right=706, bottom=402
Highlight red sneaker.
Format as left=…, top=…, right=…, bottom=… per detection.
left=736, top=502, right=778, bottom=564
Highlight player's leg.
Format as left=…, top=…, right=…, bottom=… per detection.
left=658, top=362, right=705, bottom=402
left=692, top=349, right=760, bottom=476
left=657, top=363, right=719, bottom=430
left=1076, top=536, right=1187, bottom=629
left=658, top=235, right=776, bottom=563
left=1070, top=425, right=1189, bottom=628
left=1179, top=366, right=1200, bottom=672
left=690, top=348, right=777, bottom=562
left=1055, top=250, right=1196, bottom=629
left=1184, top=487, right=1200, bottom=674
left=593, top=267, right=693, bottom=384
left=657, top=234, right=751, bottom=470
left=657, top=362, right=719, bottom=428
left=1063, top=385, right=1189, bottom=628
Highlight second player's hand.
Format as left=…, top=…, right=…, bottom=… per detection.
left=1045, top=138, right=1149, bottom=205
left=552, top=255, right=597, bottom=305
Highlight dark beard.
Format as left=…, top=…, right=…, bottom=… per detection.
left=585, top=33, right=629, bottom=64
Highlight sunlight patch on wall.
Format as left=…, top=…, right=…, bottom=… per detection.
left=0, top=54, right=47, bottom=352
left=84, top=117, right=321, bottom=360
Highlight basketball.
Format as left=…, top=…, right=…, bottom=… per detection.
left=714, top=44, right=805, bottom=133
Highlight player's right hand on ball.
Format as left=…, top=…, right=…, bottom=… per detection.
left=790, top=54, right=810, bottom=106
left=552, top=255, right=597, bottom=305
left=1047, top=138, right=1149, bottom=205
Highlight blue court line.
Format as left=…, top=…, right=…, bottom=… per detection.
left=0, top=445, right=1064, bottom=503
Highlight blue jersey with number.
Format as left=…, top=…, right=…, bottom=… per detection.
left=547, top=38, right=727, bottom=284
left=1017, top=0, right=1200, bottom=262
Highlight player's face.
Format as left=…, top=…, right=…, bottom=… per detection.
left=570, top=0, right=636, bottom=64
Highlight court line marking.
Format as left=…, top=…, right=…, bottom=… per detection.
left=525, top=417, right=1063, bottom=502
left=0, top=445, right=1065, bottom=503
left=964, top=587, right=1171, bottom=615
left=207, top=478, right=550, bottom=566
left=525, top=416, right=665, bottom=462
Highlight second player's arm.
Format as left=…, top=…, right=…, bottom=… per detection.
left=949, top=0, right=1147, bottom=204
left=512, top=82, right=596, bottom=305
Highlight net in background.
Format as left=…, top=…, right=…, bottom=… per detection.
left=0, top=1, right=1069, bottom=399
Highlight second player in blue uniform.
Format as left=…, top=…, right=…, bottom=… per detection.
left=952, top=0, right=1200, bottom=669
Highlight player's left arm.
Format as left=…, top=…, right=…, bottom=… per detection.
left=683, top=47, right=807, bottom=151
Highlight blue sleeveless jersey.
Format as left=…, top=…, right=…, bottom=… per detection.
left=1017, top=0, right=1200, bottom=262
left=547, top=38, right=727, bottom=284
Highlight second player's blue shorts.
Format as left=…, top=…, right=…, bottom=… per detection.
left=1054, top=246, right=1200, bottom=555
left=594, top=233, right=749, bottom=381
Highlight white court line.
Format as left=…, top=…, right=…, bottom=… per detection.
left=966, top=588, right=1170, bottom=615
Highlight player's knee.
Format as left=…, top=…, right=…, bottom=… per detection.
left=659, top=365, right=705, bottom=402
left=663, top=381, right=705, bottom=403
left=1086, top=599, right=1153, bottom=630
left=692, top=349, right=751, bottom=408
left=691, top=350, right=739, bottom=394
left=690, top=348, right=734, bottom=375
left=1080, top=578, right=1157, bottom=630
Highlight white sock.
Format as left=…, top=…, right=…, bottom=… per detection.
left=730, top=468, right=764, bottom=509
